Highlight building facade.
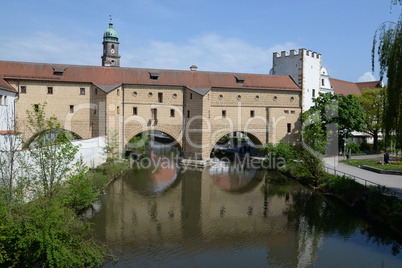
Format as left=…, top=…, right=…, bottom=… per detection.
left=0, top=20, right=303, bottom=161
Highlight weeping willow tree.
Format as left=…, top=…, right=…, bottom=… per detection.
left=372, top=1, right=402, bottom=149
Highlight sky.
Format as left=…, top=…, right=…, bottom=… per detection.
left=1, top=0, right=400, bottom=83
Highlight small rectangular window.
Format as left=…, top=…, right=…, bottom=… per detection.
left=158, top=92, right=163, bottom=103
left=117, top=106, right=120, bottom=114
left=151, top=108, right=158, bottom=120
left=170, top=109, right=175, bottom=117
left=284, top=110, right=289, bottom=114
left=47, top=87, right=53, bottom=94
left=312, top=89, right=316, bottom=97
left=190, top=93, right=193, bottom=99
left=70, top=105, right=74, bottom=113
left=287, top=123, right=291, bottom=133
left=187, top=110, right=190, bottom=118
left=291, top=110, right=295, bottom=114
left=222, top=110, right=226, bottom=118
left=0, top=95, right=3, bottom=105
left=20, top=86, right=26, bottom=94
left=322, top=79, right=325, bottom=86
left=80, top=88, right=85, bottom=95
left=34, top=104, right=39, bottom=112
left=117, top=89, right=120, bottom=96
left=250, top=110, right=255, bottom=118
left=133, top=107, right=137, bottom=115
left=3, top=96, right=7, bottom=106
left=95, top=88, right=98, bottom=95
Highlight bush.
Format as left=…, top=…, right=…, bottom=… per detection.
left=346, top=142, right=361, bottom=154
left=0, top=199, right=105, bottom=267
left=261, top=141, right=296, bottom=162
left=320, top=175, right=366, bottom=203
left=58, top=169, right=109, bottom=213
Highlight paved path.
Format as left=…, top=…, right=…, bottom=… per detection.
left=323, top=154, right=402, bottom=199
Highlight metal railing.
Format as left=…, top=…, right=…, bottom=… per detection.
left=324, top=165, right=402, bottom=200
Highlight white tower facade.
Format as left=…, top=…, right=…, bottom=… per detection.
left=271, top=48, right=332, bottom=112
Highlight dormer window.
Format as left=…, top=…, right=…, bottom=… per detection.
left=149, top=70, right=160, bottom=80
left=234, top=75, right=245, bottom=84
left=52, top=66, right=65, bottom=76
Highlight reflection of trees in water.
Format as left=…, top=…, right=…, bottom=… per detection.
left=284, top=190, right=402, bottom=256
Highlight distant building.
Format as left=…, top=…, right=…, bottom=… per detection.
left=330, top=78, right=383, bottom=96
left=0, top=82, right=19, bottom=151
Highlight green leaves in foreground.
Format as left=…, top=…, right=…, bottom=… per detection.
left=0, top=198, right=105, bottom=267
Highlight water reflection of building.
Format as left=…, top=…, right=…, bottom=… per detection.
left=91, top=167, right=323, bottom=267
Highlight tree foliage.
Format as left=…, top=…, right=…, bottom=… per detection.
left=358, top=87, right=387, bottom=152
left=301, top=93, right=365, bottom=154
left=372, top=1, right=402, bottom=148
left=25, top=103, right=84, bottom=198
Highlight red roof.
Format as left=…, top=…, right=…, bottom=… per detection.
left=330, top=78, right=382, bottom=96
left=330, top=78, right=362, bottom=96
left=0, top=60, right=301, bottom=94
left=355, top=81, right=382, bottom=91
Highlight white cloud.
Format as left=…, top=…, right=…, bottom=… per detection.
left=0, top=31, right=99, bottom=65
left=0, top=31, right=298, bottom=74
left=123, top=33, right=298, bottom=74
left=358, top=71, right=376, bottom=82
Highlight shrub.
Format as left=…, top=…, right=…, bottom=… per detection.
left=346, top=142, right=361, bottom=154
left=320, top=175, right=366, bottom=203
left=0, top=199, right=105, bottom=267
left=261, top=141, right=296, bottom=162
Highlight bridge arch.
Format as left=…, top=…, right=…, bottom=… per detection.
left=125, top=129, right=183, bottom=157
left=24, top=128, right=82, bottom=148
left=210, top=130, right=264, bottom=149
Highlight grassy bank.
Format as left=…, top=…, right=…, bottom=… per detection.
left=342, top=158, right=402, bottom=171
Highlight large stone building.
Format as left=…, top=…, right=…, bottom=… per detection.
left=0, top=20, right=303, bottom=161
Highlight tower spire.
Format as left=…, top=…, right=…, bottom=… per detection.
left=102, top=16, right=120, bottom=67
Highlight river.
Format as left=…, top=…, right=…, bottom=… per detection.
left=86, top=151, right=402, bottom=267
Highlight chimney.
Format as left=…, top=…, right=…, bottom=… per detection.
left=190, top=65, right=198, bottom=71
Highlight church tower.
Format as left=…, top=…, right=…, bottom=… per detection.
left=102, top=17, right=120, bottom=67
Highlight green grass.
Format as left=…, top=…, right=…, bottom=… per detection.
left=341, top=158, right=402, bottom=170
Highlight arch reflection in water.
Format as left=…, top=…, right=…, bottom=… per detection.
left=125, top=155, right=179, bottom=196
left=209, top=160, right=258, bottom=192
left=88, top=163, right=402, bottom=268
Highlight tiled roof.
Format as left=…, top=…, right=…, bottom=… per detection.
left=0, top=60, right=301, bottom=94
left=329, top=78, right=361, bottom=96
left=355, top=81, right=382, bottom=91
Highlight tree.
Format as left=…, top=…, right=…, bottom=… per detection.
left=301, top=93, right=365, bottom=154
left=372, top=1, right=402, bottom=149
left=358, top=87, right=387, bottom=152
left=25, top=103, right=84, bottom=198
left=103, top=129, right=120, bottom=163
left=0, top=110, right=24, bottom=204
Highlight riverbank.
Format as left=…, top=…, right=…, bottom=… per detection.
left=282, top=156, right=402, bottom=237
left=259, top=143, right=402, bottom=238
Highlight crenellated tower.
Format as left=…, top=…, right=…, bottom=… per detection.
left=270, top=48, right=332, bottom=112
left=102, top=17, right=121, bottom=67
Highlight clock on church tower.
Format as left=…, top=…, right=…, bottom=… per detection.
left=101, top=17, right=121, bottom=67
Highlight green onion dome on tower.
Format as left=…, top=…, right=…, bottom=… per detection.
left=103, top=18, right=119, bottom=43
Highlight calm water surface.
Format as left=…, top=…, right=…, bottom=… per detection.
left=87, top=157, right=402, bottom=267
